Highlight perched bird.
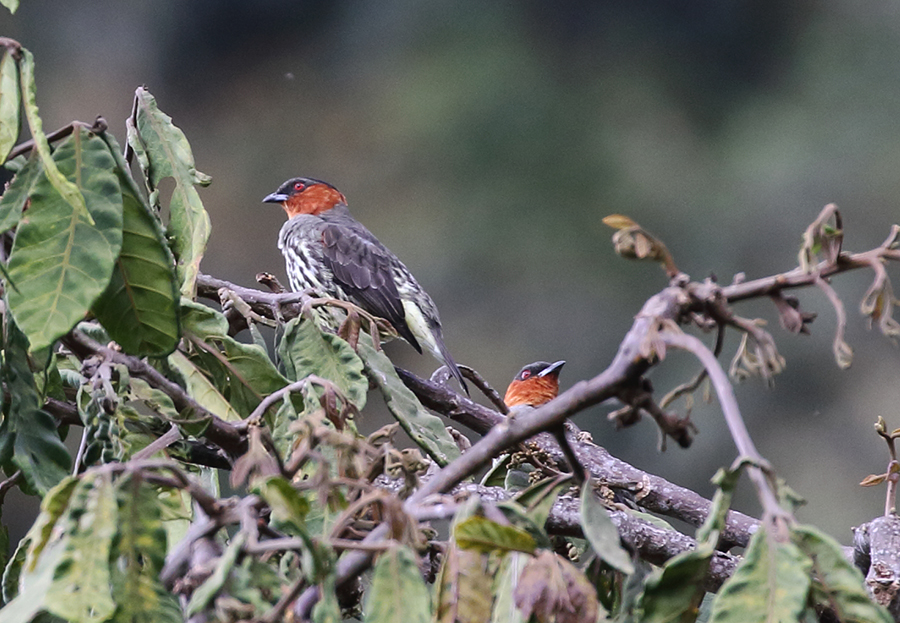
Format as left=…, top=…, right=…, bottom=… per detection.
left=503, top=360, right=585, bottom=484
left=263, top=177, right=467, bottom=393
left=503, top=360, right=565, bottom=412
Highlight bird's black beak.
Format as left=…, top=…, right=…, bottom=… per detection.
left=538, top=360, right=565, bottom=377
left=263, top=192, right=289, bottom=204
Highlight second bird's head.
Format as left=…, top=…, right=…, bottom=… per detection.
left=504, top=360, right=565, bottom=409
left=263, top=177, right=348, bottom=218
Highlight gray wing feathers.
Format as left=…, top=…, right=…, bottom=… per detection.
left=320, top=224, right=423, bottom=353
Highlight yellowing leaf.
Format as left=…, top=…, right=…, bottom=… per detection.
left=602, top=214, right=639, bottom=230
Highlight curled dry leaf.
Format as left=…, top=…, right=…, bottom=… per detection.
left=860, top=269, right=900, bottom=341
left=728, top=320, right=786, bottom=383
left=601, top=214, right=639, bottom=230
left=770, top=293, right=816, bottom=335
left=603, top=214, right=679, bottom=277
left=514, top=550, right=600, bottom=623
left=860, top=474, right=888, bottom=487
left=798, top=203, right=843, bottom=273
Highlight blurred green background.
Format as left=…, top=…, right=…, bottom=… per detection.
left=3, top=1, right=900, bottom=543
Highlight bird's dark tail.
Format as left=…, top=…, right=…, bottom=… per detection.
left=437, top=338, right=469, bottom=395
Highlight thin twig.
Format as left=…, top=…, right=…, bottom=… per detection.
left=132, top=425, right=182, bottom=461
left=659, top=331, right=787, bottom=532
left=62, top=330, right=245, bottom=456
left=4, top=118, right=106, bottom=162
left=0, top=470, right=22, bottom=504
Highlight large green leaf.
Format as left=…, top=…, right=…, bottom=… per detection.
left=0, top=0, right=19, bottom=14
left=638, top=548, right=712, bottom=623
left=92, top=132, right=180, bottom=356
left=109, top=475, right=181, bottom=623
left=43, top=472, right=118, bottom=623
left=180, top=300, right=288, bottom=416
left=0, top=48, right=19, bottom=163
left=278, top=317, right=368, bottom=409
left=358, top=341, right=460, bottom=466
left=128, top=87, right=210, bottom=297
left=0, top=316, right=70, bottom=494
left=454, top=516, right=536, bottom=555
left=433, top=543, right=495, bottom=623
left=7, top=128, right=123, bottom=350
left=490, top=552, right=528, bottom=623
left=364, top=545, right=431, bottom=623
left=0, top=532, right=64, bottom=623
left=0, top=151, right=41, bottom=236
left=580, top=480, right=634, bottom=575
left=709, top=527, right=812, bottom=623
left=1, top=473, right=118, bottom=623
left=792, top=524, right=892, bottom=623
left=18, top=49, right=92, bottom=224
left=167, top=350, right=243, bottom=422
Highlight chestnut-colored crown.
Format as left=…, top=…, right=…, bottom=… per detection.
left=263, top=177, right=347, bottom=218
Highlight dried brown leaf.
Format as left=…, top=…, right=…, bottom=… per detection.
left=860, top=474, right=888, bottom=487
left=513, top=550, right=599, bottom=623
left=602, top=214, right=638, bottom=230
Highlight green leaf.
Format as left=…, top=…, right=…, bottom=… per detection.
left=23, top=475, right=79, bottom=566
left=697, top=467, right=740, bottom=545
left=110, top=474, right=181, bottom=623
left=43, top=472, right=118, bottom=623
left=0, top=0, right=19, bottom=14
left=278, top=317, right=368, bottom=409
left=7, top=128, right=123, bottom=351
left=312, top=575, right=342, bottom=623
left=491, top=552, right=528, bottom=623
left=358, top=341, right=460, bottom=466
left=0, top=533, right=65, bottom=623
left=0, top=151, right=41, bottom=237
left=3, top=473, right=119, bottom=623
left=638, top=547, right=711, bottom=623
left=254, top=475, right=312, bottom=535
left=128, top=87, right=210, bottom=297
left=187, top=532, right=247, bottom=616
left=709, top=527, right=812, bottom=623
left=18, top=49, right=93, bottom=224
left=454, top=516, right=537, bottom=555
left=1, top=316, right=70, bottom=494
left=180, top=300, right=288, bottom=416
left=167, top=349, right=243, bottom=422
left=92, top=132, right=180, bottom=356
left=512, top=476, right=567, bottom=528
left=636, top=466, right=741, bottom=623
left=364, top=545, right=430, bottom=623
left=791, top=524, right=892, bottom=623
left=580, top=480, right=634, bottom=575
left=0, top=49, right=19, bottom=163
left=433, top=543, right=495, bottom=623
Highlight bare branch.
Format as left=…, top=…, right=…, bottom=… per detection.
left=62, top=330, right=245, bottom=457
left=659, top=330, right=786, bottom=530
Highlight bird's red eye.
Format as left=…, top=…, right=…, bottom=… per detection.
left=293, top=182, right=305, bottom=192
left=521, top=370, right=531, bottom=380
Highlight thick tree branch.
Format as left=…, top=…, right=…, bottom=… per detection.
left=376, top=477, right=739, bottom=593
left=397, top=368, right=758, bottom=549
